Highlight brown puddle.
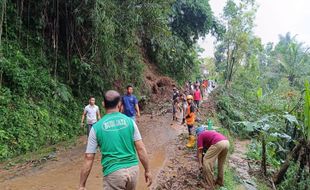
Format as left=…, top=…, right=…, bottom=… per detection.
left=137, top=149, right=166, bottom=190
left=1, top=114, right=181, bottom=190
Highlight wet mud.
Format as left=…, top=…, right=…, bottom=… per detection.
left=1, top=94, right=256, bottom=190
left=1, top=114, right=182, bottom=190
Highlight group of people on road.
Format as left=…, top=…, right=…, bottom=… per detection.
left=172, top=80, right=230, bottom=189
left=78, top=80, right=229, bottom=190
left=172, top=80, right=209, bottom=126
left=79, top=85, right=150, bottom=190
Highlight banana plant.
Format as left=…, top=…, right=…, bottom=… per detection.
left=236, top=114, right=293, bottom=175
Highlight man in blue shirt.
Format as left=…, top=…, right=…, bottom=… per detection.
left=121, top=85, right=140, bottom=120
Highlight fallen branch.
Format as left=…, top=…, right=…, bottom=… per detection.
left=269, top=177, right=277, bottom=190
left=273, top=140, right=304, bottom=184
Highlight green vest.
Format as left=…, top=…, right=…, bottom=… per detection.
left=93, top=112, right=139, bottom=176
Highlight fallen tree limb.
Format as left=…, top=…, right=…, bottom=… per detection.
left=273, top=140, right=304, bottom=185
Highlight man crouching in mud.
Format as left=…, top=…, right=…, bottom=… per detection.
left=79, top=90, right=152, bottom=190
left=196, top=127, right=230, bottom=190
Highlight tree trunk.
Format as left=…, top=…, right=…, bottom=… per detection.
left=0, top=0, right=4, bottom=87
left=0, top=69, right=2, bottom=88
left=19, top=0, right=24, bottom=40
left=54, top=0, right=59, bottom=81
left=0, top=0, right=6, bottom=46
left=225, top=44, right=230, bottom=88
left=65, top=2, right=72, bottom=84
left=297, top=145, right=307, bottom=182
left=26, top=0, right=30, bottom=49
left=273, top=141, right=303, bottom=184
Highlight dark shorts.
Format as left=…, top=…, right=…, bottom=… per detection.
left=173, top=105, right=176, bottom=114
left=194, top=100, right=200, bottom=108
left=87, top=123, right=95, bottom=137
left=172, top=100, right=178, bottom=114
left=187, top=125, right=194, bottom=135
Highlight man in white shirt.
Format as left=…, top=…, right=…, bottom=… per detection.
left=81, top=96, right=101, bottom=136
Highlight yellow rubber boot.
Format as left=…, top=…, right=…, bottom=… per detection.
left=186, top=135, right=195, bottom=148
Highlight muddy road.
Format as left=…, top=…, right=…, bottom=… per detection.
left=1, top=96, right=255, bottom=190
left=1, top=114, right=184, bottom=190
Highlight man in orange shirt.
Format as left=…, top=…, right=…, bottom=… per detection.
left=202, top=80, right=208, bottom=97
left=185, top=95, right=196, bottom=148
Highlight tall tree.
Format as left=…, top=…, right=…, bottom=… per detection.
left=214, top=0, right=257, bottom=87
left=170, top=0, right=224, bottom=46
left=274, top=33, right=310, bottom=87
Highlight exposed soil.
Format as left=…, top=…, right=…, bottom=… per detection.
left=1, top=111, right=183, bottom=190
left=153, top=95, right=257, bottom=190
left=141, top=50, right=177, bottom=104
left=154, top=133, right=205, bottom=190
left=153, top=97, right=214, bottom=190
left=0, top=90, right=256, bottom=190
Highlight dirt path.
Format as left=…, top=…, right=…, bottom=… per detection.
left=153, top=94, right=257, bottom=190
left=1, top=91, right=256, bottom=190
left=154, top=134, right=257, bottom=190
left=1, top=114, right=183, bottom=190
left=229, top=139, right=257, bottom=190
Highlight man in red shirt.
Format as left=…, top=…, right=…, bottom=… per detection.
left=193, top=87, right=202, bottom=109
left=196, top=127, right=230, bottom=190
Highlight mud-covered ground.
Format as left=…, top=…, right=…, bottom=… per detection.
left=154, top=133, right=205, bottom=190
left=1, top=93, right=255, bottom=190
left=1, top=112, right=183, bottom=190
left=153, top=95, right=255, bottom=190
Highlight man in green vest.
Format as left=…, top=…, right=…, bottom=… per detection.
left=79, top=90, right=152, bottom=190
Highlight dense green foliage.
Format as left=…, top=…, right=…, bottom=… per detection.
left=278, top=162, right=310, bottom=190
left=214, top=0, right=260, bottom=87
left=214, top=38, right=310, bottom=188
left=211, top=0, right=310, bottom=188
left=0, top=0, right=222, bottom=159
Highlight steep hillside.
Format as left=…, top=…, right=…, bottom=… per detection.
left=0, top=0, right=221, bottom=160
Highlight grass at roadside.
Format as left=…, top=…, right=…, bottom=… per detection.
left=0, top=136, right=81, bottom=170
left=222, top=167, right=241, bottom=190
left=256, top=179, right=271, bottom=190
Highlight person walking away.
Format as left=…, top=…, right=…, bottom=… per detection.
left=188, top=81, right=194, bottom=94
left=187, top=81, right=191, bottom=92
left=185, top=82, right=189, bottom=92
left=199, top=81, right=204, bottom=99
left=193, top=87, right=202, bottom=109
left=81, top=96, right=101, bottom=137
left=185, top=95, right=196, bottom=148
left=196, top=127, right=230, bottom=190
left=184, top=89, right=190, bottom=96
left=79, top=90, right=152, bottom=190
left=195, top=80, right=200, bottom=89
left=203, top=79, right=209, bottom=97
left=201, top=80, right=207, bottom=98
left=172, top=87, right=179, bottom=121
left=179, top=93, right=187, bottom=124
left=121, top=85, right=140, bottom=121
